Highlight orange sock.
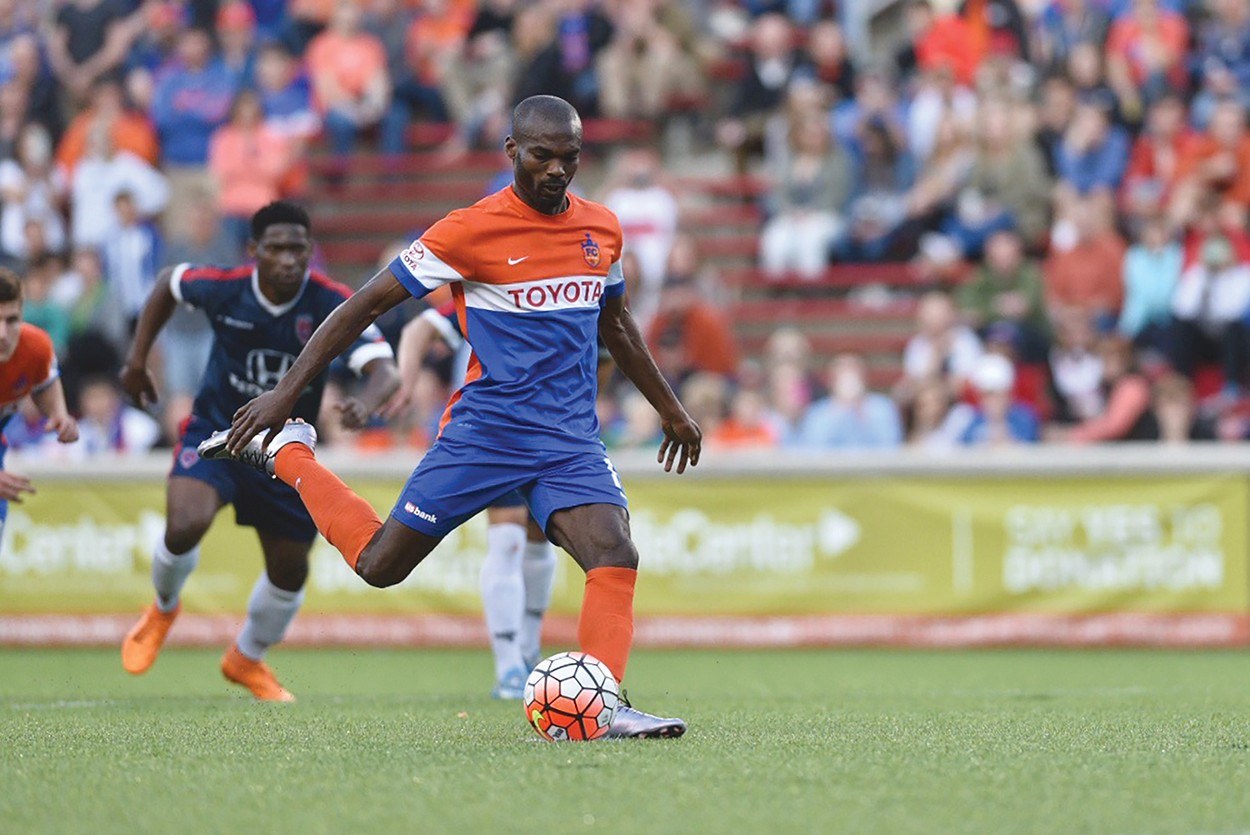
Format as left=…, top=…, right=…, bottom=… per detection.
left=577, top=566, right=636, bottom=683
left=274, top=444, right=381, bottom=572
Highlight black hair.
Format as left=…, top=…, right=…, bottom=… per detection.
left=251, top=200, right=311, bottom=241
left=0, top=268, right=21, bottom=304
left=511, top=95, right=581, bottom=141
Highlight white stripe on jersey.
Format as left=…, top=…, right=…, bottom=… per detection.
left=169, top=262, right=191, bottom=303
left=400, top=239, right=463, bottom=292
left=606, top=259, right=624, bottom=289
left=462, top=275, right=606, bottom=314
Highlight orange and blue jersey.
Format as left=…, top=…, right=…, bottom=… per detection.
left=0, top=323, right=59, bottom=428
left=388, top=187, right=625, bottom=456
left=170, top=263, right=393, bottom=428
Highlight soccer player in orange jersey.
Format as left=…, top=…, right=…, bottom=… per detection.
left=203, top=96, right=700, bottom=738
left=0, top=268, right=79, bottom=529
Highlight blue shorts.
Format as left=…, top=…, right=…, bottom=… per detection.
left=172, top=416, right=317, bottom=542
left=0, top=441, right=8, bottom=528
left=391, top=438, right=628, bottom=538
left=491, top=490, right=526, bottom=509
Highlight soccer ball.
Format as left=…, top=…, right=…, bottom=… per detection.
left=523, top=651, right=619, bottom=741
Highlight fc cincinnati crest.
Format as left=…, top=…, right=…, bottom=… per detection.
left=295, top=314, right=315, bottom=345
left=179, top=447, right=199, bottom=469
left=580, top=233, right=601, bottom=268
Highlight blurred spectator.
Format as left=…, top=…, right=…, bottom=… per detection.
left=1060, top=335, right=1153, bottom=442
left=836, top=118, right=916, bottom=262
left=897, top=0, right=982, bottom=87
left=513, top=0, right=613, bottom=117
left=1171, top=99, right=1250, bottom=229
left=1120, top=93, right=1194, bottom=220
left=1193, top=0, right=1250, bottom=125
left=1105, top=0, right=1188, bottom=120
left=804, top=19, right=855, bottom=102
left=907, top=377, right=959, bottom=448
left=602, top=389, right=662, bottom=450
left=379, top=0, right=472, bottom=155
left=307, top=2, right=390, bottom=162
left=440, top=0, right=517, bottom=148
left=125, top=1, right=183, bottom=75
left=1118, top=217, right=1181, bottom=356
left=8, top=33, right=63, bottom=141
left=218, top=1, right=259, bottom=88
left=1044, top=198, right=1127, bottom=322
left=0, top=81, right=24, bottom=162
left=1034, top=73, right=1078, bottom=175
left=905, top=114, right=976, bottom=251
left=906, top=63, right=977, bottom=166
left=898, top=290, right=983, bottom=401
left=73, top=376, right=161, bottom=456
left=101, top=191, right=161, bottom=330
left=21, top=254, right=71, bottom=353
left=284, top=0, right=337, bottom=54
left=59, top=246, right=126, bottom=360
left=601, top=148, right=679, bottom=326
left=1032, top=0, right=1111, bottom=72
left=151, top=28, right=234, bottom=236
left=952, top=352, right=1040, bottom=445
left=209, top=90, right=294, bottom=248
left=1053, top=94, right=1130, bottom=199
left=708, top=388, right=780, bottom=450
left=959, top=98, right=1051, bottom=250
left=957, top=229, right=1048, bottom=360
left=798, top=354, right=902, bottom=449
left=1145, top=372, right=1217, bottom=442
left=831, top=65, right=907, bottom=149
left=678, top=372, right=729, bottom=440
left=56, top=78, right=159, bottom=174
left=70, top=123, right=169, bottom=248
left=159, top=198, right=237, bottom=439
left=716, top=14, right=802, bottom=173
left=0, top=124, right=67, bottom=260
left=759, top=110, right=852, bottom=279
left=646, top=242, right=739, bottom=384
left=1170, top=233, right=1250, bottom=393
left=1048, top=306, right=1104, bottom=423
left=256, top=44, right=320, bottom=143
left=48, top=0, right=132, bottom=106
left=598, top=0, right=698, bottom=121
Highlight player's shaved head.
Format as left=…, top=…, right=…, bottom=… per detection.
left=511, top=95, right=582, bottom=142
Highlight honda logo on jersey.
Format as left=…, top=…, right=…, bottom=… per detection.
left=246, top=349, right=296, bottom=388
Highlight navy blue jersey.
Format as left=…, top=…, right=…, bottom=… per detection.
left=171, top=264, right=393, bottom=428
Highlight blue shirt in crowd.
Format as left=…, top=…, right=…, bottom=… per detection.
left=151, top=59, right=236, bottom=166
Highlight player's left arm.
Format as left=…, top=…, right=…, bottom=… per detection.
left=598, top=294, right=701, bottom=473
left=31, top=377, right=78, bottom=444
left=337, top=357, right=400, bottom=431
left=226, top=270, right=410, bottom=454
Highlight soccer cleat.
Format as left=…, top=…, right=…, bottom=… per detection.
left=605, top=691, right=687, bottom=739
left=491, top=666, right=528, bottom=700
left=197, top=419, right=317, bottom=477
left=220, top=644, right=295, bottom=702
left=121, top=602, right=181, bottom=675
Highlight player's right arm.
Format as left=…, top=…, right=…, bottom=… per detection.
left=120, top=265, right=179, bottom=407
left=225, top=269, right=411, bottom=454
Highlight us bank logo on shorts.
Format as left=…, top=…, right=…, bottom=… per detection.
left=404, top=502, right=438, bottom=524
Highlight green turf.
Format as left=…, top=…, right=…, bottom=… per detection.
left=2, top=648, right=1250, bottom=834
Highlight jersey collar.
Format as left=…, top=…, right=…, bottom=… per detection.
left=251, top=267, right=309, bottom=317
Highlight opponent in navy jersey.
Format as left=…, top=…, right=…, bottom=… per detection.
left=171, top=262, right=391, bottom=429
left=118, top=201, right=398, bottom=701
left=215, top=98, right=696, bottom=736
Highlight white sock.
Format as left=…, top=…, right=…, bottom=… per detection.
left=236, top=573, right=305, bottom=661
left=520, top=539, right=557, bottom=666
left=152, top=538, right=199, bottom=613
left=481, top=522, right=526, bottom=680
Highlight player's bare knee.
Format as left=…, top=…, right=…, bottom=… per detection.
left=585, top=533, right=638, bottom=571
left=266, top=561, right=307, bottom=593
left=164, top=516, right=212, bottom=555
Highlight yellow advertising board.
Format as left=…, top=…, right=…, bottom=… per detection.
left=1, top=473, right=1246, bottom=646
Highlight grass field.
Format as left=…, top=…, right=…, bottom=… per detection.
left=3, top=647, right=1250, bottom=834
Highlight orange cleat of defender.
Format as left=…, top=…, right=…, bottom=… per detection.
left=220, top=645, right=295, bottom=702
left=120, top=603, right=181, bottom=675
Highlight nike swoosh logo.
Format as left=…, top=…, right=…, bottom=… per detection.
left=508, top=256, right=529, bottom=265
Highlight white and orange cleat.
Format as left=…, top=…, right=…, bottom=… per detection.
left=121, top=602, right=180, bottom=675
left=221, top=644, right=295, bottom=702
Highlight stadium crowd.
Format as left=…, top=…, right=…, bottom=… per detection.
left=2, top=0, right=1250, bottom=456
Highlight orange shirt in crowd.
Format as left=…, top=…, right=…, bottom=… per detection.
left=915, top=13, right=983, bottom=86
left=1105, top=11, right=1189, bottom=89
left=406, top=5, right=473, bottom=85
left=1175, top=135, right=1250, bottom=207
left=208, top=125, right=293, bottom=216
left=1044, top=233, right=1128, bottom=314
left=289, top=0, right=335, bottom=24
left=56, top=112, right=160, bottom=173
left=646, top=305, right=740, bottom=378
left=305, top=30, right=387, bottom=107
left=708, top=419, right=778, bottom=451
